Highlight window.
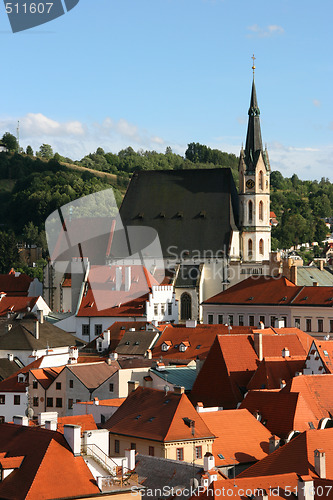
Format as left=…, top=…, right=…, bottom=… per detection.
left=95, top=324, right=102, bottom=336
left=228, top=315, right=234, bottom=326
left=56, top=398, right=62, bottom=408
left=101, top=415, right=106, bottom=424
left=14, top=395, right=20, bottom=405
left=249, top=315, right=255, bottom=327
left=0, top=395, right=5, bottom=405
left=295, top=318, right=301, bottom=328
left=76, top=399, right=81, bottom=403
left=161, top=304, right=165, bottom=315
left=259, top=202, right=264, bottom=221
left=46, top=398, right=53, bottom=408
left=69, top=380, right=74, bottom=389
left=318, top=319, right=324, bottom=333
left=259, top=170, right=263, bottom=190
left=259, top=238, right=264, bottom=255
left=131, top=443, right=136, bottom=450
left=149, top=446, right=155, bottom=456
left=56, top=382, right=61, bottom=390
left=68, top=399, right=73, bottom=410
left=330, top=320, right=333, bottom=333
left=239, top=315, right=244, bottom=326
left=168, top=303, right=172, bottom=316
left=282, top=317, right=287, bottom=327
left=181, top=293, right=192, bottom=321
left=114, top=439, right=120, bottom=453
left=32, top=380, right=38, bottom=389
left=218, top=314, right=224, bottom=325
left=109, top=383, right=114, bottom=392
left=208, top=314, right=214, bottom=325
left=248, top=201, right=253, bottom=224
left=259, top=316, right=265, bottom=325
left=0, top=416, right=4, bottom=423
left=195, top=446, right=202, bottom=459
left=82, top=324, right=90, bottom=336
left=154, top=304, right=159, bottom=315
left=306, top=319, right=312, bottom=332
left=176, top=448, right=184, bottom=461
left=248, top=239, right=253, bottom=259
left=270, top=316, right=276, bottom=327
left=33, top=397, right=39, bottom=407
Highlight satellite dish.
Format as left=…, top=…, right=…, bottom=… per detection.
left=25, top=407, right=34, bottom=419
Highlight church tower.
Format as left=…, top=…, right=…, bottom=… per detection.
left=238, top=57, right=271, bottom=263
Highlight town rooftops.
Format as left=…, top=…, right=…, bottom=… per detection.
left=247, top=356, right=306, bottom=390
left=118, top=168, right=240, bottom=259
left=0, top=271, right=33, bottom=296
left=199, top=408, right=271, bottom=467
left=115, top=329, right=159, bottom=356
left=0, top=423, right=99, bottom=499
left=203, top=274, right=333, bottom=307
left=66, top=361, right=120, bottom=391
left=150, top=365, right=197, bottom=391
left=103, top=386, right=215, bottom=442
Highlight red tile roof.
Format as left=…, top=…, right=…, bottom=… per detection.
left=77, top=265, right=158, bottom=317
left=57, top=414, right=97, bottom=434
left=199, top=409, right=271, bottom=466
left=76, top=397, right=126, bottom=407
left=30, top=367, right=64, bottom=390
left=103, top=387, right=215, bottom=442
left=247, top=357, right=306, bottom=390
left=0, top=423, right=99, bottom=499
left=239, top=390, right=318, bottom=439
left=0, top=296, right=40, bottom=316
left=0, top=272, right=33, bottom=296
left=312, top=340, right=333, bottom=373
left=67, top=361, right=119, bottom=390
left=204, top=275, right=333, bottom=307
left=238, top=428, right=333, bottom=480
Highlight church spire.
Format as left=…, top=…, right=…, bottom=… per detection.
left=244, top=55, right=265, bottom=172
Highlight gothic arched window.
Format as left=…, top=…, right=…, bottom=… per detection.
left=248, top=239, right=253, bottom=259
left=249, top=201, right=253, bottom=224
left=259, top=171, right=264, bottom=190
left=259, top=201, right=263, bottom=221
left=259, top=239, right=264, bottom=255
left=180, top=293, right=192, bottom=321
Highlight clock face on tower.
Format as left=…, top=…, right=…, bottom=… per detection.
left=246, top=179, right=255, bottom=189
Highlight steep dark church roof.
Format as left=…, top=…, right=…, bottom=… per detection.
left=118, top=168, right=239, bottom=259
left=242, top=78, right=270, bottom=173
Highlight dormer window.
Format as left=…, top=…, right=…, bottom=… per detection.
left=18, top=374, right=25, bottom=383
left=179, top=342, right=189, bottom=352
left=161, top=341, right=171, bottom=352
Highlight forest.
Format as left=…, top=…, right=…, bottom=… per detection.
left=0, top=134, right=331, bottom=276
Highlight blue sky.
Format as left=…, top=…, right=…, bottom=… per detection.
left=0, top=0, right=332, bottom=180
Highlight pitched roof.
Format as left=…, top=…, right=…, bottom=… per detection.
left=204, top=274, right=333, bottom=307
left=238, top=428, right=333, bottom=480
left=312, top=340, right=333, bottom=373
left=239, top=390, right=318, bottom=439
left=0, top=423, right=99, bottom=499
left=118, top=168, right=240, bottom=259
left=30, top=367, right=64, bottom=390
left=0, top=296, right=40, bottom=317
left=199, top=409, right=271, bottom=467
left=247, top=357, right=306, bottom=390
left=0, top=358, right=23, bottom=381
left=281, top=374, right=333, bottom=422
left=57, top=414, right=97, bottom=434
left=77, top=265, right=157, bottom=317
left=0, top=272, right=33, bottom=296
left=150, top=366, right=197, bottom=391
left=67, top=361, right=119, bottom=390
left=75, top=397, right=125, bottom=407
left=152, top=324, right=254, bottom=361
left=296, top=266, right=333, bottom=287
left=115, top=329, right=158, bottom=356
left=103, top=387, right=215, bottom=442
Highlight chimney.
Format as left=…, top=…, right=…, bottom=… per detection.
left=280, top=379, right=286, bottom=389
left=64, top=424, right=81, bottom=456
left=6, top=324, right=12, bottom=332
left=203, top=452, right=215, bottom=472
left=254, top=490, right=268, bottom=500
left=275, top=318, right=285, bottom=329
left=269, top=435, right=280, bottom=454
left=124, top=267, right=131, bottom=292
left=127, top=380, right=139, bottom=394
left=282, top=347, right=290, bottom=358
left=259, top=321, right=265, bottom=329
left=313, top=282, right=318, bottom=287
left=109, top=352, right=118, bottom=361
left=254, top=332, right=263, bottom=361
left=7, top=353, right=13, bottom=362
left=34, top=320, right=39, bottom=340
left=125, top=448, right=136, bottom=471
left=319, top=260, right=324, bottom=271
left=290, top=265, right=297, bottom=285
left=314, top=449, right=326, bottom=479
left=94, top=397, right=99, bottom=406
left=115, top=267, right=122, bottom=291
left=145, top=349, right=152, bottom=359
left=38, top=412, right=58, bottom=427
left=196, top=402, right=204, bottom=412
left=45, top=419, right=57, bottom=431
left=186, top=319, right=197, bottom=328
left=13, top=415, right=29, bottom=426
left=298, top=476, right=315, bottom=500
left=173, top=386, right=185, bottom=395
left=37, top=309, right=44, bottom=324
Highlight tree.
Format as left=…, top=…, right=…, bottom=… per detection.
left=38, top=144, right=53, bottom=159
left=1, top=132, right=18, bottom=153
left=26, top=145, right=33, bottom=156
left=23, top=222, right=39, bottom=246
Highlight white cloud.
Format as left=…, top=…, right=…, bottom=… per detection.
left=247, top=24, right=285, bottom=38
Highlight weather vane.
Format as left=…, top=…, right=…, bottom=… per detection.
left=252, top=54, right=256, bottom=76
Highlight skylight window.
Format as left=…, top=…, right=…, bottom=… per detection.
left=135, top=415, right=141, bottom=420
left=324, top=350, right=329, bottom=357
left=148, top=417, right=156, bottom=422
left=217, top=454, right=225, bottom=460
left=196, top=345, right=201, bottom=349
left=163, top=400, right=170, bottom=404
left=308, top=422, right=315, bottom=429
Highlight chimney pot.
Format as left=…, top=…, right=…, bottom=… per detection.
left=269, top=435, right=280, bottom=453
left=314, top=449, right=326, bottom=479
left=127, top=380, right=139, bottom=395
left=254, top=332, right=263, bottom=361
left=173, top=385, right=185, bottom=395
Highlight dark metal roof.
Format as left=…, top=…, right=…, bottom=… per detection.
left=115, top=330, right=158, bottom=356
left=244, top=78, right=268, bottom=172
left=118, top=168, right=239, bottom=259
left=174, top=264, right=202, bottom=288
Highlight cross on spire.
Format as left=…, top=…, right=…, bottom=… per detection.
left=251, top=54, right=256, bottom=76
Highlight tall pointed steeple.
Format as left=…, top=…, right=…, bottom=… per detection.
left=244, top=78, right=263, bottom=171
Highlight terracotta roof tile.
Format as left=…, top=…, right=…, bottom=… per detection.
left=247, top=357, right=306, bottom=390
left=0, top=272, right=33, bottom=296
left=57, top=414, right=97, bottom=434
